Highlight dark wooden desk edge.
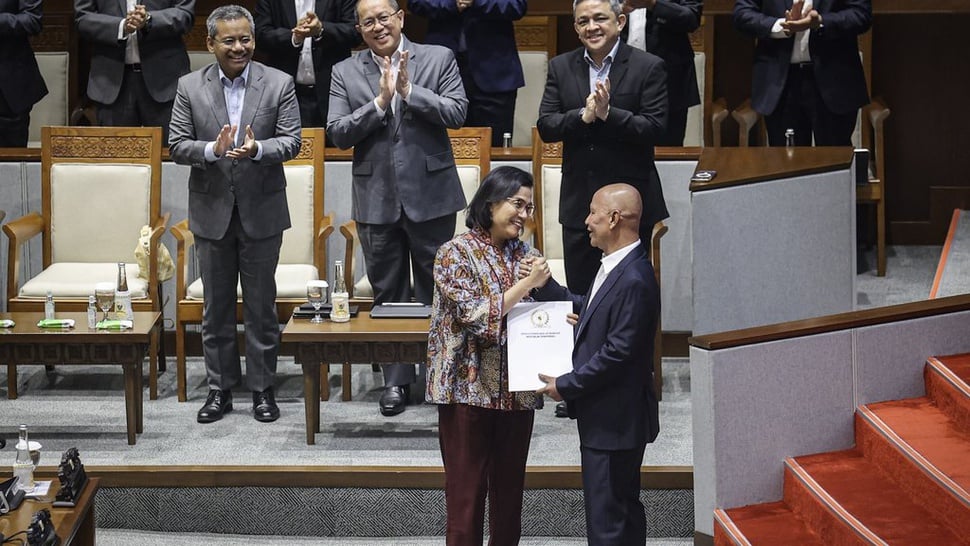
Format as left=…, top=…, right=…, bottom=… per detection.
left=689, top=147, right=853, bottom=192
left=59, top=476, right=99, bottom=546
left=689, top=294, right=970, bottom=351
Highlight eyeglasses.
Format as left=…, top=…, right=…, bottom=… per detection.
left=505, top=198, right=535, bottom=216
left=359, top=11, right=399, bottom=31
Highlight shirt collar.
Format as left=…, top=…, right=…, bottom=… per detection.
left=600, top=239, right=641, bottom=275
left=218, top=62, right=251, bottom=88
left=583, top=38, right=621, bottom=71
left=370, top=39, right=405, bottom=68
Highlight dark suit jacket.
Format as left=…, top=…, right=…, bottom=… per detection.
left=407, top=0, right=525, bottom=94
left=537, top=43, right=669, bottom=231
left=0, top=0, right=47, bottom=115
left=733, top=0, right=871, bottom=115
left=624, top=0, right=701, bottom=111
left=327, top=37, right=468, bottom=225
left=536, top=244, right=661, bottom=450
left=168, top=61, right=302, bottom=241
left=254, top=0, right=361, bottom=122
left=74, top=0, right=194, bottom=105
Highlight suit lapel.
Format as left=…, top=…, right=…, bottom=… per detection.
left=205, top=66, right=230, bottom=129
left=240, top=63, right=265, bottom=133
left=284, top=0, right=299, bottom=27
left=118, top=0, right=128, bottom=16
left=574, top=245, right=646, bottom=341
left=570, top=49, right=590, bottom=103
left=609, top=43, right=631, bottom=91
left=358, top=51, right=382, bottom=106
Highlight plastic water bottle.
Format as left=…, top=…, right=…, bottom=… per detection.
left=87, top=295, right=98, bottom=329
left=44, top=291, right=55, bottom=320
left=13, top=424, right=35, bottom=493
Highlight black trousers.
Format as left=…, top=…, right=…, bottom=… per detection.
left=0, top=93, right=30, bottom=147
left=765, top=63, right=858, bottom=147
left=581, top=443, right=647, bottom=546
left=96, top=65, right=174, bottom=143
left=457, top=54, right=517, bottom=148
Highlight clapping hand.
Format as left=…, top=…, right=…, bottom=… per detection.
left=593, top=78, right=611, bottom=121
left=293, top=12, right=323, bottom=42
left=225, top=125, right=257, bottom=159
left=396, top=50, right=411, bottom=98
left=214, top=124, right=236, bottom=157
left=782, top=0, right=821, bottom=34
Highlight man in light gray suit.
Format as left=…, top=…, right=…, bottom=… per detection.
left=327, top=0, right=467, bottom=416
left=75, top=0, right=195, bottom=142
left=169, top=4, right=302, bottom=424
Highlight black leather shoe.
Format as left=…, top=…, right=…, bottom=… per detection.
left=253, top=388, right=280, bottom=423
left=379, top=385, right=409, bottom=416
left=197, top=389, right=233, bottom=423
left=554, top=400, right=568, bottom=418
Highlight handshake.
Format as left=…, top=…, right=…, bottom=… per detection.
left=518, top=256, right=552, bottom=290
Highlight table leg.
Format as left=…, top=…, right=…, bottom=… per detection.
left=135, top=355, right=144, bottom=434
left=7, top=364, right=18, bottom=399
left=302, top=361, right=320, bottom=445
left=122, top=362, right=139, bottom=445
left=320, top=363, right=330, bottom=402
left=342, top=363, right=352, bottom=402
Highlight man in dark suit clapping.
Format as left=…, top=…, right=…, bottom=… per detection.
left=537, top=0, right=668, bottom=297
left=733, top=0, right=871, bottom=146
left=535, top=183, right=661, bottom=546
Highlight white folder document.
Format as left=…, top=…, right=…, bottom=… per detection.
left=506, top=301, right=574, bottom=392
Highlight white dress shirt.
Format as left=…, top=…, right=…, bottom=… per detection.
left=587, top=240, right=642, bottom=307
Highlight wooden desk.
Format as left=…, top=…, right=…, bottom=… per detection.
left=0, top=477, right=100, bottom=546
left=283, top=313, right=430, bottom=445
left=1, top=312, right=159, bottom=445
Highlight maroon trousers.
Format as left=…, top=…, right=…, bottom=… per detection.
left=437, top=404, right=535, bottom=546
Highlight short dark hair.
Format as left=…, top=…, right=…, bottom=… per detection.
left=207, top=5, right=254, bottom=38
left=465, top=166, right=534, bottom=231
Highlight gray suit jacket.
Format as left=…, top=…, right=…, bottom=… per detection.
left=75, top=0, right=195, bottom=104
left=327, top=37, right=468, bottom=224
left=168, top=61, right=301, bottom=241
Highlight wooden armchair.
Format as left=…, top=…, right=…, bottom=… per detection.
left=3, top=126, right=168, bottom=397
left=531, top=127, right=668, bottom=400
left=732, top=98, right=891, bottom=276
left=340, top=126, right=492, bottom=306
left=169, top=128, right=334, bottom=402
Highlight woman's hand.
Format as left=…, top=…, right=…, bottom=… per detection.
left=525, top=257, right=551, bottom=289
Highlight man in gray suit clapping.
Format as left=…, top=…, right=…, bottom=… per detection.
left=327, top=0, right=467, bottom=416
left=169, top=4, right=302, bottom=424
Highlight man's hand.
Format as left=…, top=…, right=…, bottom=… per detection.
left=593, top=78, right=611, bottom=121
left=566, top=312, right=579, bottom=326
left=396, top=50, right=411, bottom=99
left=225, top=125, right=257, bottom=159
left=525, top=256, right=551, bottom=290
left=536, top=373, right=562, bottom=401
left=782, top=0, right=821, bottom=34
left=293, top=12, right=323, bottom=42
left=456, top=0, right=473, bottom=13
left=582, top=92, right=597, bottom=124
left=376, top=56, right=395, bottom=111
left=213, top=124, right=236, bottom=157
left=125, top=5, right=149, bottom=34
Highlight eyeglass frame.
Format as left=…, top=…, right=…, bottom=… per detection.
left=358, top=10, right=401, bottom=31
left=504, top=197, right=536, bottom=216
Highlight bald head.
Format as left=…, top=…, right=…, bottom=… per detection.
left=585, top=183, right=644, bottom=254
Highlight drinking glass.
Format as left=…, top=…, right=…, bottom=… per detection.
left=307, top=280, right=329, bottom=324
left=95, top=282, right=115, bottom=323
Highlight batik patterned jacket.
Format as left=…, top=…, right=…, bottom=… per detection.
left=426, top=228, right=542, bottom=410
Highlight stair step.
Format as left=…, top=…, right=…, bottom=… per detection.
left=715, top=502, right=825, bottom=546
left=927, top=355, right=970, bottom=433
left=792, top=450, right=964, bottom=545
left=857, top=403, right=970, bottom=536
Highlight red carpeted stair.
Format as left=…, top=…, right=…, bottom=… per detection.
left=714, top=354, right=970, bottom=545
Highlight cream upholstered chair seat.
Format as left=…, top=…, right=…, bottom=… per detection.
left=19, top=263, right=148, bottom=299
left=683, top=52, right=706, bottom=147
left=3, top=127, right=167, bottom=398
left=513, top=51, right=548, bottom=147
left=170, top=128, right=332, bottom=402
left=536, top=162, right=566, bottom=283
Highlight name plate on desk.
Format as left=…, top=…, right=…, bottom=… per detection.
left=507, top=301, right=574, bottom=391
left=370, top=303, right=431, bottom=319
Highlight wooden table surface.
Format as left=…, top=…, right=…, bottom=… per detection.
left=0, top=477, right=100, bottom=546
